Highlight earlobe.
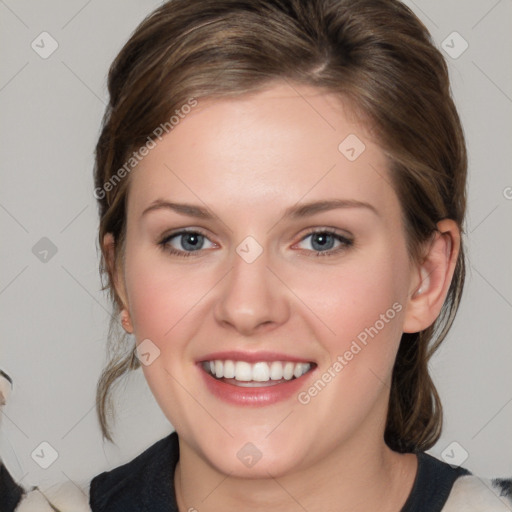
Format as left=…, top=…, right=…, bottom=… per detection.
left=120, top=308, right=134, bottom=334
left=403, top=219, right=460, bottom=333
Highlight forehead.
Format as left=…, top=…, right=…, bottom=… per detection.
left=126, top=82, right=399, bottom=223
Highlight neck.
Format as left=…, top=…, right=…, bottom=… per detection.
left=174, top=426, right=417, bottom=512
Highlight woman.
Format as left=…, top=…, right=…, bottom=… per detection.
left=87, top=0, right=512, bottom=510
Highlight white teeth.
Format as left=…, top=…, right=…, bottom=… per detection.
left=223, top=359, right=235, bottom=379
left=235, top=361, right=252, bottom=381
left=283, top=362, right=295, bottom=380
left=252, top=362, right=270, bottom=382
left=215, top=360, right=223, bottom=379
left=202, top=359, right=312, bottom=382
left=269, top=361, right=283, bottom=380
left=294, top=363, right=309, bottom=379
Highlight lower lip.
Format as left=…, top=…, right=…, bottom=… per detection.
left=198, top=364, right=315, bottom=406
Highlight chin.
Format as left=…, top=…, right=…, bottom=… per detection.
left=199, top=435, right=307, bottom=480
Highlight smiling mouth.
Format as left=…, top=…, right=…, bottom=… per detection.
left=200, top=359, right=316, bottom=387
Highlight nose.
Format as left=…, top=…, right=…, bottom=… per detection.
left=214, top=245, right=290, bottom=336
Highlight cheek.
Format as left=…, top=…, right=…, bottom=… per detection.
left=292, top=250, right=407, bottom=347
left=290, top=246, right=409, bottom=411
left=290, top=253, right=408, bottom=429
left=123, top=250, right=217, bottom=425
left=125, top=255, right=211, bottom=343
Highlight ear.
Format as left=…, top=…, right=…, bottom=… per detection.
left=402, top=219, right=461, bottom=333
left=103, top=233, right=133, bottom=333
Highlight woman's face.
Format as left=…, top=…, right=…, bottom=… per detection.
left=119, top=82, right=417, bottom=477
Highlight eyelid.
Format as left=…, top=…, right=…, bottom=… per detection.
left=158, top=226, right=352, bottom=244
left=292, top=227, right=354, bottom=254
left=158, top=226, right=212, bottom=241
left=297, top=226, right=353, bottom=240
left=158, top=226, right=354, bottom=259
left=159, top=228, right=217, bottom=246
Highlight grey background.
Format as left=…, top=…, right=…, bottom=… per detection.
left=0, top=0, right=511, bottom=492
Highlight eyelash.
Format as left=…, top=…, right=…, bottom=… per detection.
left=157, top=228, right=354, bottom=258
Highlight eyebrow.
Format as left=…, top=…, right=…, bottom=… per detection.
left=141, top=198, right=378, bottom=220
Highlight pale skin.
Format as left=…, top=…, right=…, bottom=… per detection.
left=104, top=81, right=460, bottom=512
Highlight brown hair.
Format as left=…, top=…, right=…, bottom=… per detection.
left=94, top=0, right=467, bottom=452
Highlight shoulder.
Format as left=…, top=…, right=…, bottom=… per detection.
left=403, top=451, right=512, bottom=512
left=14, top=482, right=91, bottom=512
left=88, top=431, right=179, bottom=511
left=443, top=474, right=512, bottom=512
left=5, top=434, right=178, bottom=512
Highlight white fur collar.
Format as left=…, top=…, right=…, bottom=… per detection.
left=443, top=475, right=512, bottom=511
left=14, top=482, right=91, bottom=512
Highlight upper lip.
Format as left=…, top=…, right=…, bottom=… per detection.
left=197, top=351, right=315, bottom=364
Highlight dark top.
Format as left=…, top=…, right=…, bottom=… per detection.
left=89, top=431, right=471, bottom=512
left=0, top=460, right=25, bottom=512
